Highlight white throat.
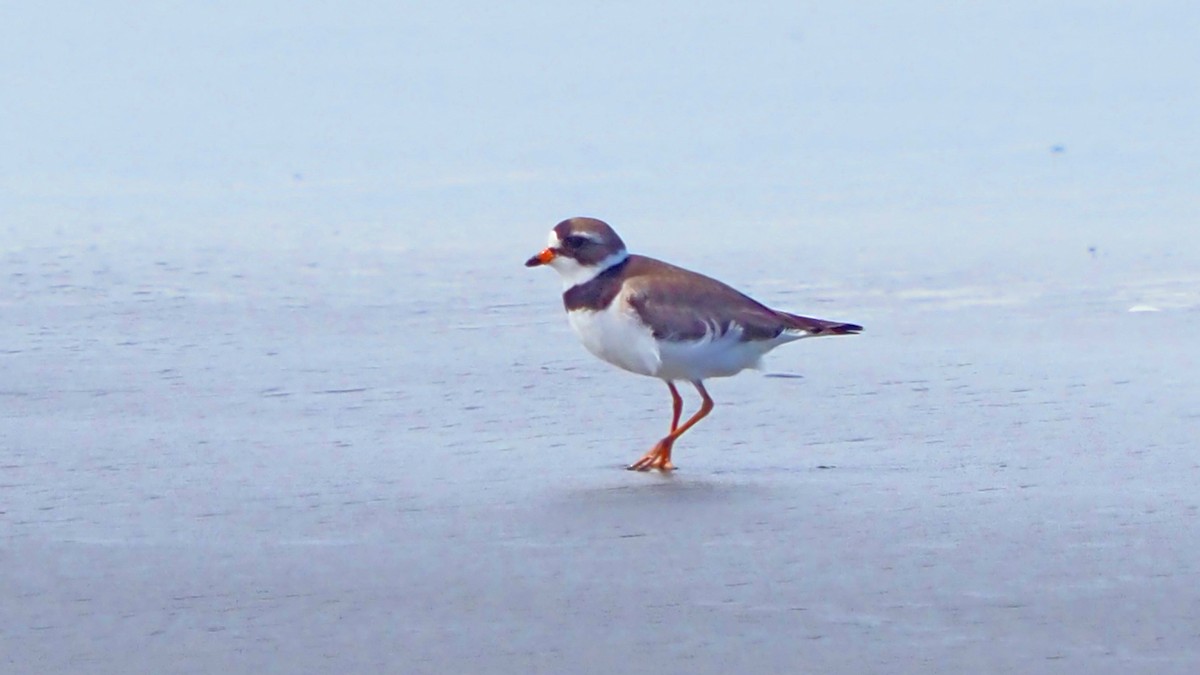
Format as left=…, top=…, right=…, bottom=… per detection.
left=553, top=249, right=629, bottom=290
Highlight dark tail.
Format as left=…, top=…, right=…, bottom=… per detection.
left=780, top=311, right=863, bottom=336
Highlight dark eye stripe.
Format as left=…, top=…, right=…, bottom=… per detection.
left=562, top=235, right=589, bottom=248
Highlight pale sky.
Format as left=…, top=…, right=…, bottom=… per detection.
left=3, top=1, right=1197, bottom=263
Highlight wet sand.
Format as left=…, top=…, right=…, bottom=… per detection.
left=3, top=231, right=1198, bottom=674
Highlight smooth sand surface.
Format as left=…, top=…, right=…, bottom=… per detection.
left=7, top=2, right=1199, bottom=672
left=3, top=233, right=1198, bottom=674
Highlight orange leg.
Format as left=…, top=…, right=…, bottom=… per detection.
left=628, top=381, right=714, bottom=471
left=667, top=381, right=683, bottom=432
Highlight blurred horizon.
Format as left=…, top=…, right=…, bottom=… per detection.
left=2, top=1, right=1197, bottom=274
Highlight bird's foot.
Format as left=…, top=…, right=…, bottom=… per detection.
left=627, top=441, right=675, bottom=472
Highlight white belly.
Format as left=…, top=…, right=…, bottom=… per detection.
left=567, top=305, right=802, bottom=382
left=567, top=304, right=662, bottom=377
left=655, top=328, right=782, bottom=381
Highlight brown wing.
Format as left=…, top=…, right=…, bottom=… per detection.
left=622, top=255, right=863, bottom=341
left=622, top=256, right=795, bottom=342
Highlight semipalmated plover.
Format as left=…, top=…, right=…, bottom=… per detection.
left=526, top=217, right=862, bottom=471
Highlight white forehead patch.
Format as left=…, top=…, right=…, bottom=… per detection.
left=547, top=230, right=561, bottom=248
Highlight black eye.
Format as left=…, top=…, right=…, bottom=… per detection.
left=562, top=235, right=589, bottom=248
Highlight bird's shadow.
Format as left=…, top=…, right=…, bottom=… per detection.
left=560, top=465, right=771, bottom=507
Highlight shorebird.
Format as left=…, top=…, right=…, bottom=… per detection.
left=526, top=217, right=862, bottom=471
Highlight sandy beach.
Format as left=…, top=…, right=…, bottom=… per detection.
left=3, top=227, right=1198, bottom=674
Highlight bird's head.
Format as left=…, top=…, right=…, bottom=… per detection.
left=525, top=217, right=629, bottom=287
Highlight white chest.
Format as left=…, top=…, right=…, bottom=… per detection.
left=566, top=303, right=661, bottom=377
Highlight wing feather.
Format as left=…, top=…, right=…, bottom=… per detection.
left=620, top=255, right=863, bottom=341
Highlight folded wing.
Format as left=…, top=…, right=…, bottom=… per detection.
left=622, top=256, right=862, bottom=342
